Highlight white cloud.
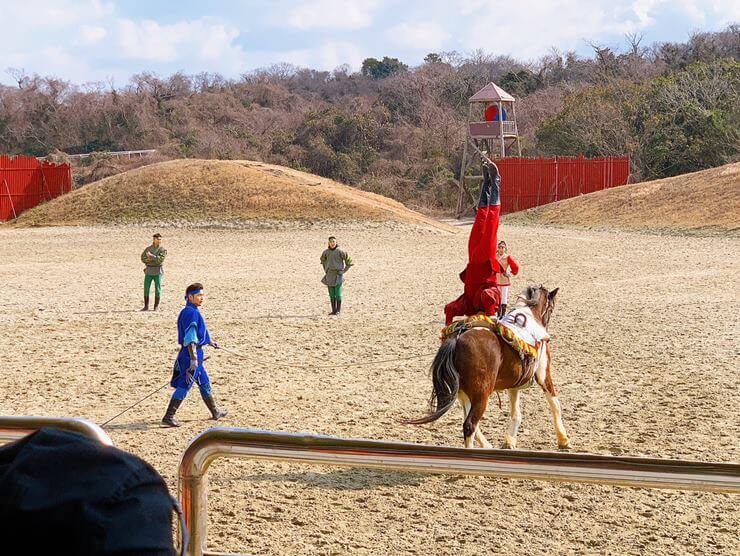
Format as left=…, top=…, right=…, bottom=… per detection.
left=0, top=0, right=737, bottom=85
left=387, top=22, right=451, bottom=50
left=80, top=25, right=107, bottom=44
left=263, top=40, right=366, bottom=71
left=115, top=18, right=247, bottom=73
left=1, top=0, right=114, bottom=29
left=285, top=0, right=382, bottom=30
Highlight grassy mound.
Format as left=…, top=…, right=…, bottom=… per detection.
left=13, top=159, right=453, bottom=230
left=505, top=162, right=740, bottom=236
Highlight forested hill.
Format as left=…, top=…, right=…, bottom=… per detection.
left=1, top=25, right=737, bottom=213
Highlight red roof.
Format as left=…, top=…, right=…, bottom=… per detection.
left=469, top=82, right=515, bottom=102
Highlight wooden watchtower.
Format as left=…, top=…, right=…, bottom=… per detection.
left=457, top=82, right=521, bottom=215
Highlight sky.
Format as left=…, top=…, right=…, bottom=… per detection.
left=1, top=0, right=737, bottom=86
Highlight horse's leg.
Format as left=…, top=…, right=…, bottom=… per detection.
left=544, top=393, right=570, bottom=449
left=458, top=391, right=474, bottom=449
left=502, top=388, right=522, bottom=449
left=536, top=342, right=571, bottom=449
left=461, top=387, right=492, bottom=448
left=463, top=394, right=490, bottom=450
left=474, top=424, right=492, bottom=448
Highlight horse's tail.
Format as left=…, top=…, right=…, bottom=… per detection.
left=404, top=336, right=460, bottom=425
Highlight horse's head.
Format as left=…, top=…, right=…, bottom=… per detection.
left=517, top=285, right=559, bottom=328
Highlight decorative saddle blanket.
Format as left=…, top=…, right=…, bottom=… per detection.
left=499, top=307, right=550, bottom=351
left=440, top=313, right=541, bottom=360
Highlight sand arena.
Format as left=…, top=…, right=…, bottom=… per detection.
left=2, top=216, right=738, bottom=554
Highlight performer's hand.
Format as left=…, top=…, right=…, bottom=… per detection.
left=210, top=341, right=220, bottom=349
left=187, top=359, right=197, bottom=384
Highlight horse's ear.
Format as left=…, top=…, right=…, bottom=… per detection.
left=548, top=287, right=559, bottom=302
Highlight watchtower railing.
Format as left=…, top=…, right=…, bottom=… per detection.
left=0, top=415, right=113, bottom=446
left=469, top=120, right=517, bottom=138
left=178, top=427, right=740, bottom=556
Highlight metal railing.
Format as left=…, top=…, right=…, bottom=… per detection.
left=178, top=427, right=740, bottom=556
left=0, top=415, right=113, bottom=446
left=38, top=149, right=158, bottom=161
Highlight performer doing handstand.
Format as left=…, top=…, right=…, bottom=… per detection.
left=444, top=161, right=503, bottom=326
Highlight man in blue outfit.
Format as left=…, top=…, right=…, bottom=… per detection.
left=162, top=282, right=228, bottom=428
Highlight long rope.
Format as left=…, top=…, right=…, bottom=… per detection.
left=215, top=346, right=435, bottom=369
left=100, top=381, right=170, bottom=428
left=100, top=349, right=435, bottom=427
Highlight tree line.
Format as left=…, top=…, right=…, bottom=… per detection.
left=0, top=25, right=737, bottom=212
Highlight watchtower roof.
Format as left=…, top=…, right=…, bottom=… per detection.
left=470, top=82, right=515, bottom=103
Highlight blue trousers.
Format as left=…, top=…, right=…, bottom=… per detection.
left=172, top=368, right=212, bottom=401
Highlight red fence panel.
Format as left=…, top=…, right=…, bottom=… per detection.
left=0, top=155, right=72, bottom=221
left=493, top=156, right=629, bottom=214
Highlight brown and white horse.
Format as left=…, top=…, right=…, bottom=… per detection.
left=406, top=286, right=571, bottom=450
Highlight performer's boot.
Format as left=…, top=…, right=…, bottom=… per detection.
left=499, top=304, right=507, bottom=318
left=153, top=295, right=161, bottom=311
left=141, top=296, right=149, bottom=311
left=335, top=299, right=342, bottom=315
left=329, top=298, right=337, bottom=316
left=161, top=397, right=182, bottom=427
left=203, top=394, right=227, bottom=420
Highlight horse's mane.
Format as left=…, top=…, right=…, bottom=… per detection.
left=518, top=285, right=543, bottom=307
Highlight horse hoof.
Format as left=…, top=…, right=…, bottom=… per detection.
left=558, top=441, right=572, bottom=451
left=501, top=441, right=515, bottom=450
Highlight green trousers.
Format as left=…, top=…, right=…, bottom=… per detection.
left=327, top=284, right=343, bottom=300
left=144, top=274, right=162, bottom=297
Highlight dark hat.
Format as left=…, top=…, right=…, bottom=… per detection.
left=0, top=428, right=178, bottom=555
left=153, top=233, right=162, bottom=238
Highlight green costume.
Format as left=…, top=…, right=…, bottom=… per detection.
left=321, top=245, right=353, bottom=315
left=141, top=244, right=167, bottom=310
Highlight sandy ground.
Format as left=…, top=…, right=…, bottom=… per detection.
left=1, top=223, right=738, bottom=555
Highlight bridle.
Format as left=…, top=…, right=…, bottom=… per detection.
left=540, top=288, right=555, bottom=328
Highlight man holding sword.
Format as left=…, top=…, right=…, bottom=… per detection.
left=161, top=282, right=228, bottom=428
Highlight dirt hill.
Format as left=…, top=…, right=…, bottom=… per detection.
left=12, top=159, right=454, bottom=231
left=505, top=162, right=740, bottom=236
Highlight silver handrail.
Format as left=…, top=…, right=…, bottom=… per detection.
left=0, top=415, right=113, bottom=446
left=178, top=427, right=740, bottom=556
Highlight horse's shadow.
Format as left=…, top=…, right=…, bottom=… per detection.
left=227, top=468, right=426, bottom=491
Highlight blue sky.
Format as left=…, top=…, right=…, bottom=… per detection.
left=1, top=0, right=737, bottom=86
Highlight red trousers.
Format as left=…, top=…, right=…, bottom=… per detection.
left=444, top=285, right=501, bottom=326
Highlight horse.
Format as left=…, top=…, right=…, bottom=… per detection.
left=406, top=285, right=571, bottom=450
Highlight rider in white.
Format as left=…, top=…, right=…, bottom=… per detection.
left=495, top=240, right=519, bottom=318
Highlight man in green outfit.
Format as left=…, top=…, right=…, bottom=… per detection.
left=320, top=236, right=353, bottom=315
left=141, top=233, right=167, bottom=311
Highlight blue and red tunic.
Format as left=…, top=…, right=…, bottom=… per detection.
left=171, top=301, right=212, bottom=389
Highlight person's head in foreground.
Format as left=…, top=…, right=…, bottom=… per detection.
left=328, top=236, right=337, bottom=249
left=0, top=428, right=182, bottom=555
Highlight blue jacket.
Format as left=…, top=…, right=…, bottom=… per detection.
left=171, top=302, right=212, bottom=388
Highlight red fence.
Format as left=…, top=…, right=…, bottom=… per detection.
left=0, top=155, right=72, bottom=221
left=495, top=156, right=630, bottom=214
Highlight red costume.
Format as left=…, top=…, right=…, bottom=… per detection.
left=445, top=163, right=503, bottom=325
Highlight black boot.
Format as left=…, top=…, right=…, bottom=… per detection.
left=153, top=295, right=161, bottom=311
left=203, top=394, right=227, bottom=420
left=161, top=397, right=182, bottom=427
left=335, top=299, right=342, bottom=315
left=498, top=303, right=507, bottom=319
left=141, top=296, right=149, bottom=311
left=329, top=298, right=337, bottom=316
